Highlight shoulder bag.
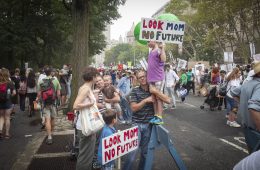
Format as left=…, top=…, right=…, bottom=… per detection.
left=80, top=104, right=105, bottom=136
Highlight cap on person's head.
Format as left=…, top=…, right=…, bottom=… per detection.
left=253, top=61, right=260, bottom=75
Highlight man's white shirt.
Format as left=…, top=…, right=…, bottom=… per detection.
left=165, top=69, right=179, bottom=87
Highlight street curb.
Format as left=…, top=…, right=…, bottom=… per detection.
left=11, top=131, right=45, bottom=170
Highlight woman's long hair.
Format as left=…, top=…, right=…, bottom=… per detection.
left=226, top=67, right=240, bottom=81
left=0, top=68, right=11, bottom=84
left=27, top=71, right=36, bottom=88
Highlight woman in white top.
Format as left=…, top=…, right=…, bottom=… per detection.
left=226, top=67, right=241, bottom=128
left=27, top=70, right=37, bottom=117
left=73, top=66, right=99, bottom=170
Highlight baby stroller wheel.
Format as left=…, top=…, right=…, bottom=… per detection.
left=70, top=152, right=77, bottom=161
left=218, top=106, right=222, bottom=110
left=200, top=105, right=204, bottom=109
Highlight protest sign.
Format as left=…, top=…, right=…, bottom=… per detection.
left=194, top=64, right=204, bottom=72
left=102, top=126, right=139, bottom=165
left=227, top=63, right=233, bottom=72
left=224, top=52, right=233, bottom=63
left=127, top=61, right=132, bottom=67
left=220, top=64, right=227, bottom=72
left=118, top=64, right=123, bottom=71
left=253, top=54, right=260, bottom=62
left=140, top=18, right=185, bottom=44
left=176, top=58, right=187, bottom=71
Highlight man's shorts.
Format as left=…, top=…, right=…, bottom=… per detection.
left=43, top=105, right=57, bottom=118
left=150, top=81, right=164, bottom=92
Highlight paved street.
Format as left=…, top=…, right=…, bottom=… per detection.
left=0, top=95, right=248, bottom=170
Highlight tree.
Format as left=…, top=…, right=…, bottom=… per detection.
left=166, top=0, right=260, bottom=64
left=0, top=0, right=73, bottom=69
left=69, top=0, right=125, bottom=109
left=104, top=43, right=149, bottom=67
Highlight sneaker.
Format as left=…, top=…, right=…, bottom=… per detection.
left=226, top=120, right=231, bottom=126
left=46, top=138, right=53, bottom=145
left=229, top=121, right=241, bottom=128
left=149, top=116, right=164, bottom=125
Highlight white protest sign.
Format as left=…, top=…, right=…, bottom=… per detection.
left=140, top=18, right=185, bottom=44
left=194, top=64, right=205, bottom=72
left=220, top=64, right=227, bottom=72
left=102, top=126, right=139, bottom=165
left=253, top=54, right=260, bottom=62
left=176, top=58, right=187, bottom=71
left=227, top=63, right=233, bottom=72
left=142, top=58, right=148, bottom=70
left=139, top=60, right=147, bottom=71
left=224, top=52, right=233, bottom=63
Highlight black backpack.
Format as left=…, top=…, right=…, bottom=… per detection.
left=218, top=81, right=230, bottom=96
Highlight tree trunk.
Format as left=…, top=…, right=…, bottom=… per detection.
left=69, top=0, right=90, bottom=110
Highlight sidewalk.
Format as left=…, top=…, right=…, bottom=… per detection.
left=12, top=110, right=75, bottom=170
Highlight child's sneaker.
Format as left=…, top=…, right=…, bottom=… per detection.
left=149, top=116, right=164, bottom=125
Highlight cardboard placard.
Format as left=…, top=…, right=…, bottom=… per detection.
left=140, top=18, right=185, bottom=44
left=102, top=126, right=139, bottom=165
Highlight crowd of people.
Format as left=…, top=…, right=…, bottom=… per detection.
left=0, top=42, right=260, bottom=169
left=0, top=64, right=72, bottom=142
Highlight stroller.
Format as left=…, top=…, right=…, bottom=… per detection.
left=200, top=86, right=223, bottom=111
left=69, top=110, right=103, bottom=169
left=69, top=111, right=80, bottom=160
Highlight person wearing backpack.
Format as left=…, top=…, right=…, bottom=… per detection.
left=36, top=67, right=61, bottom=145
left=27, top=70, right=37, bottom=117
left=18, top=75, right=27, bottom=112
left=0, top=68, right=16, bottom=139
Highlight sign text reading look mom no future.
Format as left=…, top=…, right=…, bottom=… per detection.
left=102, top=126, right=139, bottom=165
left=140, top=18, right=185, bottom=44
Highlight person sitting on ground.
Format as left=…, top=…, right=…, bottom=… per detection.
left=97, top=109, right=117, bottom=169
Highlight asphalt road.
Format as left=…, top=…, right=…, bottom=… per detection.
left=133, top=95, right=248, bottom=170
left=0, top=95, right=249, bottom=170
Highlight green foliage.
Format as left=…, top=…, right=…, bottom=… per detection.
left=166, top=0, right=260, bottom=64
left=0, top=0, right=126, bottom=70
left=0, top=0, right=73, bottom=69
left=104, top=43, right=149, bottom=66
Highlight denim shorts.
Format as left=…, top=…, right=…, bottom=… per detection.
left=0, top=101, right=12, bottom=110
left=226, top=96, right=238, bottom=114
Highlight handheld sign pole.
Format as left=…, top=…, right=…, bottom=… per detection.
left=117, top=130, right=121, bottom=170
